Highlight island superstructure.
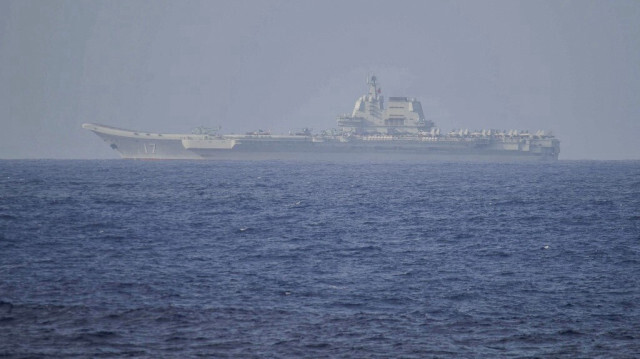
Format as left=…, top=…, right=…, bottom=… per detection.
left=83, top=75, right=560, bottom=160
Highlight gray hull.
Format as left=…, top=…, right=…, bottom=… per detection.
left=92, top=133, right=200, bottom=160
left=83, top=124, right=559, bottom=161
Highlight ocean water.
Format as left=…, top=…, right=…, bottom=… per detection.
left=0, top=159, right=639, bottom=358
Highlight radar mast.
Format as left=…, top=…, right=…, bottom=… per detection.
left=367, top=74, right=383, bottom=109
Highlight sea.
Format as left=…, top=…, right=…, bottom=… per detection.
left=0, top=159, right=638, bottom=358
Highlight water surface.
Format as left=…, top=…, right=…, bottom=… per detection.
left=0, top=160, right=639, bottom=357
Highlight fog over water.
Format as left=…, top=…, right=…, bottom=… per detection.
left=0, top=0, right=639, bottom=160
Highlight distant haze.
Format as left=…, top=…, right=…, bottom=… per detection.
left=1, top=0, right=639, bottom=160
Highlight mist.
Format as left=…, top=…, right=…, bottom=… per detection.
left=0, top=0, right=638, bottom=160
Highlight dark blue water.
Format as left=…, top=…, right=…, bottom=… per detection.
left=0, top=160, right=639, bottom=358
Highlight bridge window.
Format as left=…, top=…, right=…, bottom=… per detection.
left=385, top=118, right=405, bottom=126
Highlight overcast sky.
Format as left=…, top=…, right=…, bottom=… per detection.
left=1, top=0, right=638, bottom=159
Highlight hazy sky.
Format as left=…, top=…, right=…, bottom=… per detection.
left=1, top=0, right=639, bottom=159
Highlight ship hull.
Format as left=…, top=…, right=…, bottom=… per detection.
left=190, top=150, right=557, bottom=162
left=91, top=131, right=200, bottom=160
left=83, top=124, right=559, bottom=161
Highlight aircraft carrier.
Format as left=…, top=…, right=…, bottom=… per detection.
left=83, top=76, right=560, bottom=161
